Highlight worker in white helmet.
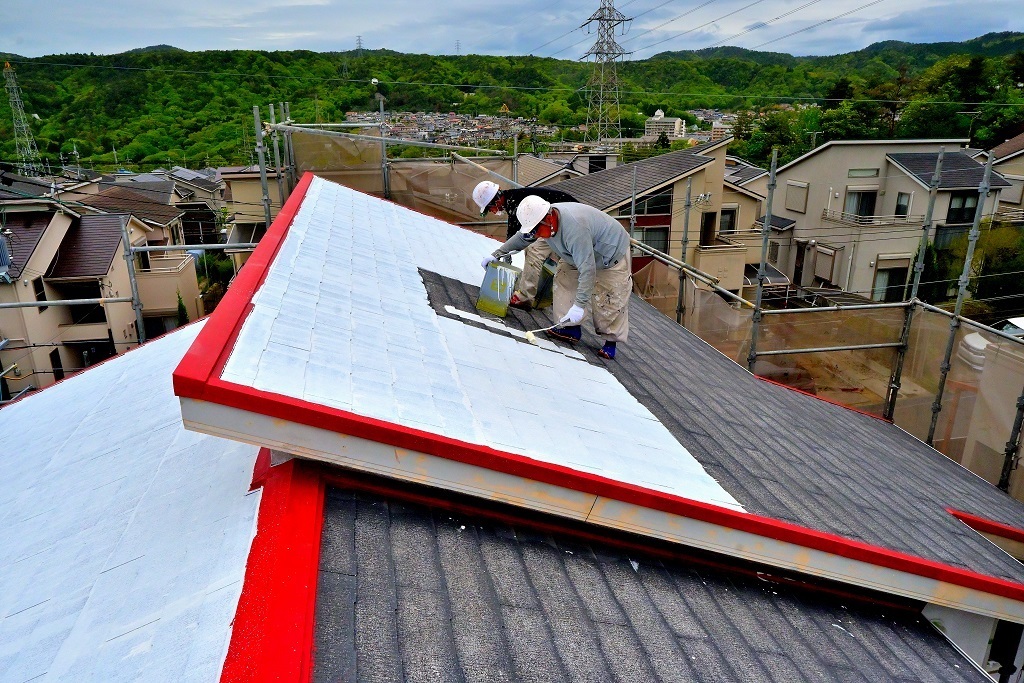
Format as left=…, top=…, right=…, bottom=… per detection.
left=482, top=195, right=631, bottom=359
left=472, top=181, right=577, bottom=310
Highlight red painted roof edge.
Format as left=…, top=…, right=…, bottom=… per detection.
left=949, top=508, right=1024, bottom=545
left=197, top=372, right=1024, bottom=605
left=172, top=172, right=314, bottom=398
left=174, top=172, right=1024, bottom=609
left=220, top=456, right=323, bottom=683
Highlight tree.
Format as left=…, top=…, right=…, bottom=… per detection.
left=656, top=132, right=670, bottom=149
left=176, top=290, right=189, bottom=327
left=823, top=78, right=854, bottom=111
left=732, top=110, right=754, bottom=141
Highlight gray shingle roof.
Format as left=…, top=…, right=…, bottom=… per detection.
left=547, top=148, right=714, bottom=211
left=757, top=214, right=796, bottom=230
left=47, top=214, right=126, bottom=279
left=888, top=152, right=1012, bottom=190
left=83, top=185, right=185, bottom=226
left=421, top=270, right=1024, bottom=585
left=314, top=485, right=988, bottom=683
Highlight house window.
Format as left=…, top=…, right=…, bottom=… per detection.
left=720, top=207, right=738, bottom=234
left=844, top=190, right=877, bottom=218
left=947, top=191, right=978, bottom=224
left=848, top=168, right=880, bottom=178
left=587, top=156, right=607, bottom=173
left=618, top=187, right=672, bottom=217
left=768, top=241, right=780, bottom=264
left=895, top=192, right=911, bottom=217
left=872, top=256, right=912, bottom=302
left=637, top=227, right=668, bottom=253
left=49, top=348, right=64, bottom=382
left=785, top=181, right=808, bottom=213
left=33, top=277, right=47, bottom=312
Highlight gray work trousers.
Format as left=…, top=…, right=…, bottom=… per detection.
left=553, top=253, right=631, bottom=343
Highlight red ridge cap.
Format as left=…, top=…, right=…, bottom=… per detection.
left=949, top=508, right=1024, bottom=545
left=173, top=172, right=315, bottom=399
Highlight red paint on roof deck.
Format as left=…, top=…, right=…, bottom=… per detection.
left=950, top=508, right=1024, bottom=545
left=175, top=172, right=1024, bottom=615
left=220, top=456, right=323, bottom=683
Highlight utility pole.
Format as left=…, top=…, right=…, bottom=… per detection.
left=677, top=177, right=693, bottom=324
left=805, top=130, right=822, bottom=149
left=581, top=0, right=631, bottom=146
left=3, top=62, right=43, bottom=176
left=376, top=90, right=390, bottom=198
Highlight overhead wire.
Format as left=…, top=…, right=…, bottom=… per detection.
left=750, top=0, right=889, bottom=50
left=702, top=0, right=827, bottom=49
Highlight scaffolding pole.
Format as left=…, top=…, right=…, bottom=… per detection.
left=451, top=153, right=520, bottom=187
left=1000, top=390, right=1024, bottom=492
left=120, top=220, right=146, bottom=345
left=0, top=297, right=133, bottom=309
left=884, top=149, right=945, bottom=421
left=131, top=243, right=258, bottom=253
left=676, top=177, right=692, bottom=324
left=927, top=155, right=993, bottom=446
left=283, top=102, right=296, bottom=192
left=747, top=149, right=779, bottom=373
left=630, top=239, right=753, bottom=308
left=268, top=104, right=286, bottom=209
left=253, top=106, right=273, bottom=228
left=378, top=95, right=390, bottom=199
left=267, top=123, right=508, bottom=155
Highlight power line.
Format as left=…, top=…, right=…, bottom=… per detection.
left=703, top=0, right=827, bottom=49
left=751, top=0, right=888, bottom=50
left=628, top=0, right=772, bottom=54
left=620, top=0, right=721, bottom=46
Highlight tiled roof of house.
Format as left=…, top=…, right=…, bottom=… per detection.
left=174, top=177, right=1024, bottom=623
left=0, top=324, right=260, bottom=681
left=169, top=166, right=222, bottom=193
left=516, top=155, right=577, bottom=186
left=47, top=214, right=126, bottom=278
left=99, top=179, right=177, bottom=205
left=725, top=156, right=768, bottom=186
left=887, top=151, right=1012, bottom=189
left=313, top=485, right=988, bottom=683
left=992, top=131, right=1024, bottom=161
left=2, top=210, right=53, bottom=278
left=757, top=214, right=796, bottom=230
left=547, top=148, right=715, bottom=210
left=82, top=185, right=185, bottom=226
left=0, top=170, right=50, bottom=198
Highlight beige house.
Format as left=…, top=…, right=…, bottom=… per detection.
left=766, top=140, right=1011, bottom=302
left=0, top=198, right=201, bottom=401
left=547, top=138, right=769, bottom=293
left=992, top=131, right=1024, bottom=218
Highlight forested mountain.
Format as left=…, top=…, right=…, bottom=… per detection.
left=2, top=32, right=1023, bottom=170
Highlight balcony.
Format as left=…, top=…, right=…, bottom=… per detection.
left=995, top=208, right=1024, bottom=224
left=58, top=321, right=111, bottom=343
left=822, top=209, right=924, bottom=227
left=693, top=235, right=747, bottom=291
left=136, top=253, right=203, bottom=318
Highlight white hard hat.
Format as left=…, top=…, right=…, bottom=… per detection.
left=472, top=181, right=500, bottom=213
left=516, top=195, right=551, bottom=234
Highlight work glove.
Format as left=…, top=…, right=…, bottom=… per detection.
left=559, top=304, right=586, bottom=326
left=481, top=254, right=497, bottom=269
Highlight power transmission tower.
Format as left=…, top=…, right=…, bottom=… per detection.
left=3, top=62, right=44, bottom=176
left=455, top=40, right=461, bottom=55
left=356, top=36, right=363, bottom=56
left=580, top=1, right=631, bottom=147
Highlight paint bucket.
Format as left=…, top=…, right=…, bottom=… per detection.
left=476, top=260, right=521, bottom=317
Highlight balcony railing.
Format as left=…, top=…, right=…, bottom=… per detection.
left=137, top=253, right=193, bottom=274
left=995, top=208, right=1024, bottom=223
left=822, top=209, right=924, bottom=226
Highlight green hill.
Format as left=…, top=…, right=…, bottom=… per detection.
left=1, top=32, right=1022, bottom=170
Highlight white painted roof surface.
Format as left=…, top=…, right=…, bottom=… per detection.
left=0, top=323, right=260, bottom=682
left=220, top=177, right=742, bottom=511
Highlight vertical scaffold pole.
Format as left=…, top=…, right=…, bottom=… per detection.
left=677, top=177, right=693, bottom=324
left=747, top=149, right=779, bottom=373
left=253, top=106, right=273, bottom=228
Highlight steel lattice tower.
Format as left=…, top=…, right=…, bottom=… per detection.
left=581, top=0, right=631, bottom=145
left=3, top=62, right=43, bottom=176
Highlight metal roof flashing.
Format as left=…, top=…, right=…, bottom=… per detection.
left=174, top=173, right=1024, bottom=623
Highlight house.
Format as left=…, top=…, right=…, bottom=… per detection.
left=8, top=175, right=1024, bottom=680
left=0, top=194, right=201, bottom=399
left=767, top=140, right=1011, bottom=301
left=991, top=131, right=1024, bottom=219
left=546, top=139, right=769, bottom=292
left=645, top=109, right=686, bottom=138
left=514, top=154, right=581, bottom=187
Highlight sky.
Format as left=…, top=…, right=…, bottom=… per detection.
left=4, top=0, right=1023, bottom=60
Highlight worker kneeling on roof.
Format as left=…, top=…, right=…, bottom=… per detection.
left=482, top=195, right=631, bottom=360
left=472, top=181, right=577, bottom=310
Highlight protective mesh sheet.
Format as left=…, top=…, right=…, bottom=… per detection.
left=290, top=131, right=512, bottom=236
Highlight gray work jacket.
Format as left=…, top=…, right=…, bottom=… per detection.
left=492, top=202, right=630, bottom=307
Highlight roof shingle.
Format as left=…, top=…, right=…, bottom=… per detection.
left=47, top=214, right=126, bottom=279
left=888, top=151, right=1012, bottom=189
left=83, top=185, right=185, bottom=226
left=1, top=211, right=54, bottom=278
